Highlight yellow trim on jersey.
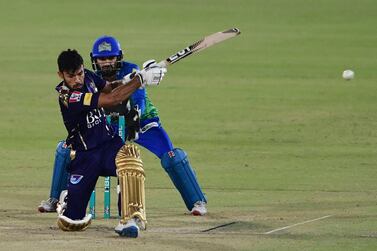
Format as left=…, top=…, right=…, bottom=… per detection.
left=83, top=93, right=93, bottom=106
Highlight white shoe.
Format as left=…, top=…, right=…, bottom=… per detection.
left=115, top=218, right=139, bottom=238
left=134, top=217, right=146, bottom=230
left=191, top=201, right=207, bottom=216
left=38, top=198, right=58, bottom=213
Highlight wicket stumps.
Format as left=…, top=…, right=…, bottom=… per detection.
left=89, top=115, right=125, bottom=219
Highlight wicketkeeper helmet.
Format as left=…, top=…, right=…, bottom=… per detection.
left=90, top=36, right=123, bottom=76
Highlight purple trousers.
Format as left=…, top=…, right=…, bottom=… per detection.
left=63, top=136, right=123, bottom=220
left=63, top=124, right=174, bottom=220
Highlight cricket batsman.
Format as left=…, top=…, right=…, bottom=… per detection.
left=54, top=49, right=165, bottom=237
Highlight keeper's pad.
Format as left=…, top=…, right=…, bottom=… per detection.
left=50, top=141, right=70, bottom=199
left=115, top=144, right=147, bottom=227
left=57, top=214, right=92, bottom=231
left=161, top=149, right=207, bottom=211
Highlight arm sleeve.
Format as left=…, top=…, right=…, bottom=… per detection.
left=126, top=64, right=145, bottom=112
left=131, top=89, right=146, bottom=114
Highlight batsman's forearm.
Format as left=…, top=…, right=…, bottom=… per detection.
left=101, top=80, right=127, bottom=94
left=112, top=78, right=141, bottom=102
left=98, top=77, right=141, bottom=108
left=110, top=80, right=124, bottom=90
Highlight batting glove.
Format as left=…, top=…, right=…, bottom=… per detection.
left=137, top=59, right=167, bottom=87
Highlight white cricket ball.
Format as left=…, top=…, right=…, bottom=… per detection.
left=342, top=69, right=354, bottom=80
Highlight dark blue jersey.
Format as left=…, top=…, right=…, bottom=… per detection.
left=56, top=69, right=115, bottom=151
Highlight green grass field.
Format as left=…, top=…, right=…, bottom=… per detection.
left=1, top=0, right=377, bottom=250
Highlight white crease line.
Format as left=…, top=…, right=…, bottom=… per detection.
left=264, top=215, right=333, bottom=234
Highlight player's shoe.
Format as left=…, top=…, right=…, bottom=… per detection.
left=191, top=201, right=207, bottom=216
left=38, top=198, right=59, bottom=213
left=134, top=217, right=146, bottom=231
left=115, top=218, right=139, bottom=238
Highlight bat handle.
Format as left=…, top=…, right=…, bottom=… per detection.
left=157, top=60, right=168, bottom=68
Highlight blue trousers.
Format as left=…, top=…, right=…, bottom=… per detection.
left=134, top=119, right=174, bottom=158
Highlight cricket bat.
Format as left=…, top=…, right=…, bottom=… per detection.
left=121, top=28, right=240, bottom=84
left=158, top=28, right=241, bottom=68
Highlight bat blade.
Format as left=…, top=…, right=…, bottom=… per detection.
left=158, top=28, right=241, bottom=68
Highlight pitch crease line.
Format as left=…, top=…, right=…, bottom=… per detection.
left=264, top=215, right=333, bottom=234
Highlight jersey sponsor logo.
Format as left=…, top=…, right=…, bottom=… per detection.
left=70, top=174, right=84, bottom=184
left=69, top=91, right=83, bottom=103
left=86, top=109, right=103, bottom=128
left=98, top=41, right=112, bottom=52
left=83, top=93, right=93, bottom=106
